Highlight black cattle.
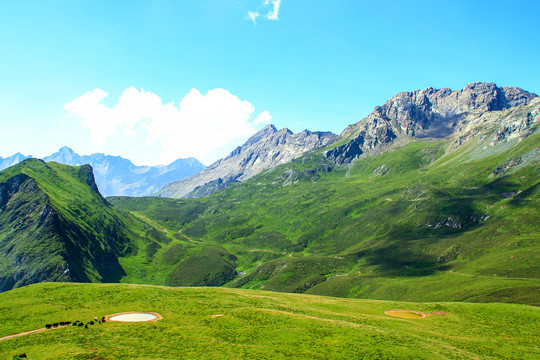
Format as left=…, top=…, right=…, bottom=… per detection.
left=45, top=324, right=52, bottom=329
left=52, top=323, right=59, bottom=328
left=89, top=321, right=94, bottom=325
left=84, top=324, right=88, bottom=329
left=78, top=323, right=84, bottom=327
left=101, top=317, right=106, bottom=323
left=16, top=354, right=27, bottom=359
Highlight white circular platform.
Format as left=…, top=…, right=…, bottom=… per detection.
left=108, top=312, right=159, bottom=322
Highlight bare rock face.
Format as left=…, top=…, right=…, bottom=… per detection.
left=327, top=82, right=537, bottom=164
left=158, top=125, right=338, bottom=198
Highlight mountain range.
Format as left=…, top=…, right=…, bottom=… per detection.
left=0, top=82, right=538, bottom=308
left=158, top=82, right=538, bottom=199
left=0, top=148, right=205, bottom=197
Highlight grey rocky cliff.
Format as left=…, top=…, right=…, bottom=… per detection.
left=158, top=125, right=338, bottom=198
left=327, top=82, right=538, bottom=165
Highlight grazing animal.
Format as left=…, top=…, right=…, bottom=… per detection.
left=101, top=317, right=106, bottom=323
left=16, top=354, right=27, bottom=359
left=52, top=323, right=59, bottom=328
left=84, top=324, right=88, bottom=329
left=45, top=324, right=52, bottom=329
left=78, top=323, right=84, bottom=327
left=94, top=317, right=98, bottom=322
left=89, top=321, right=94, bottom=325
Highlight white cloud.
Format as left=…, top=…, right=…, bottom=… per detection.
left=265, top=0, right=281, bottom=20
left=253, top=110, right=272, bottom=125
left=247, top=0, right=282, bottom=24
left=65, top=87, right=272, bottom=165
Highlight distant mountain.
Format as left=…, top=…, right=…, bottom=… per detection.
left=0, top=153, right=32, bottom=171
left=326, top=82, right=537, bottom=164
left=0, top=147, right=206, bottom=197
left=157, top=124, right=338, bottom=198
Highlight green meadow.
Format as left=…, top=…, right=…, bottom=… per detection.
left=1, top=283, right=539, bottom=359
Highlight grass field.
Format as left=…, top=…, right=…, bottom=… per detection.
left=0, top=283, right=539, bottom=359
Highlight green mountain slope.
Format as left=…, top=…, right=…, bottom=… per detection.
left=110, top=102, right=540, bottom=305
left=1, top=283, right=538, bottom=359
left=0, top=159, right=152, bottom=291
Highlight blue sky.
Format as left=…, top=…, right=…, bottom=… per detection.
left=1, top=0, right=539, bottom=165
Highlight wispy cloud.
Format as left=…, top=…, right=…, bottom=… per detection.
left=247, top=0, right=282, bottom=25
left=64, top=87, right=272, bottom=164
left=247, top=10, right=259, bottom=24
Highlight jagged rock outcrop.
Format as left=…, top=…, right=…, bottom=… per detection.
left=326, top=82, right=538, bottom=164
left=158, top=125, right=338, bottom=198
left=450, top=97, right=540, bottom=149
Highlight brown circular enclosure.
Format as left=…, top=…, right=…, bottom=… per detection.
left=384, top=310, right=427, bottom=319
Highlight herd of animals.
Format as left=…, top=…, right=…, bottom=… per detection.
left=11, top=317, right=109, bottom=359
left=44, top=316, right=107, bottom=330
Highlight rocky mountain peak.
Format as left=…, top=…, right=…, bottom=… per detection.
left=244, top=124, right=277, bottom=146
left=46, top=146, right=82, bottom=165
left=58, top=146, right=75, bottom=154
left=157, top=125, right=338, bottom=198
left=327, top=83, right=537, bottom=165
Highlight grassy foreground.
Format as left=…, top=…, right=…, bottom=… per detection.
left=1, top=283, right=539, bottom=359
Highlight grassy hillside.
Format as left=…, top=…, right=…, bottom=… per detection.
left=0, top=160, right=168, bottom=291
left=0, top=282, right=538, bottom=359
left=110, top=128, right=540, bottom=304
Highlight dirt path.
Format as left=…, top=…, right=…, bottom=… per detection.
left=0, top=327, right=49, bottom=341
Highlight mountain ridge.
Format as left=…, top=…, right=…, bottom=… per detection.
left=157, top=124, right=338, bottom=198
left=0, top=159, right=140, bottom=291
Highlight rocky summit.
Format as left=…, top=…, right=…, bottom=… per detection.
left=326, top=82, right=538, bottom=164
left=157, top=125, right=338, bottom=198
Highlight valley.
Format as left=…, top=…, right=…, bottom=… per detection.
left=0, top=83, right=538, bottom=359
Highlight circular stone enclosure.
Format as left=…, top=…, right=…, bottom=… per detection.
left=107, top=312, right=163, bottom=323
